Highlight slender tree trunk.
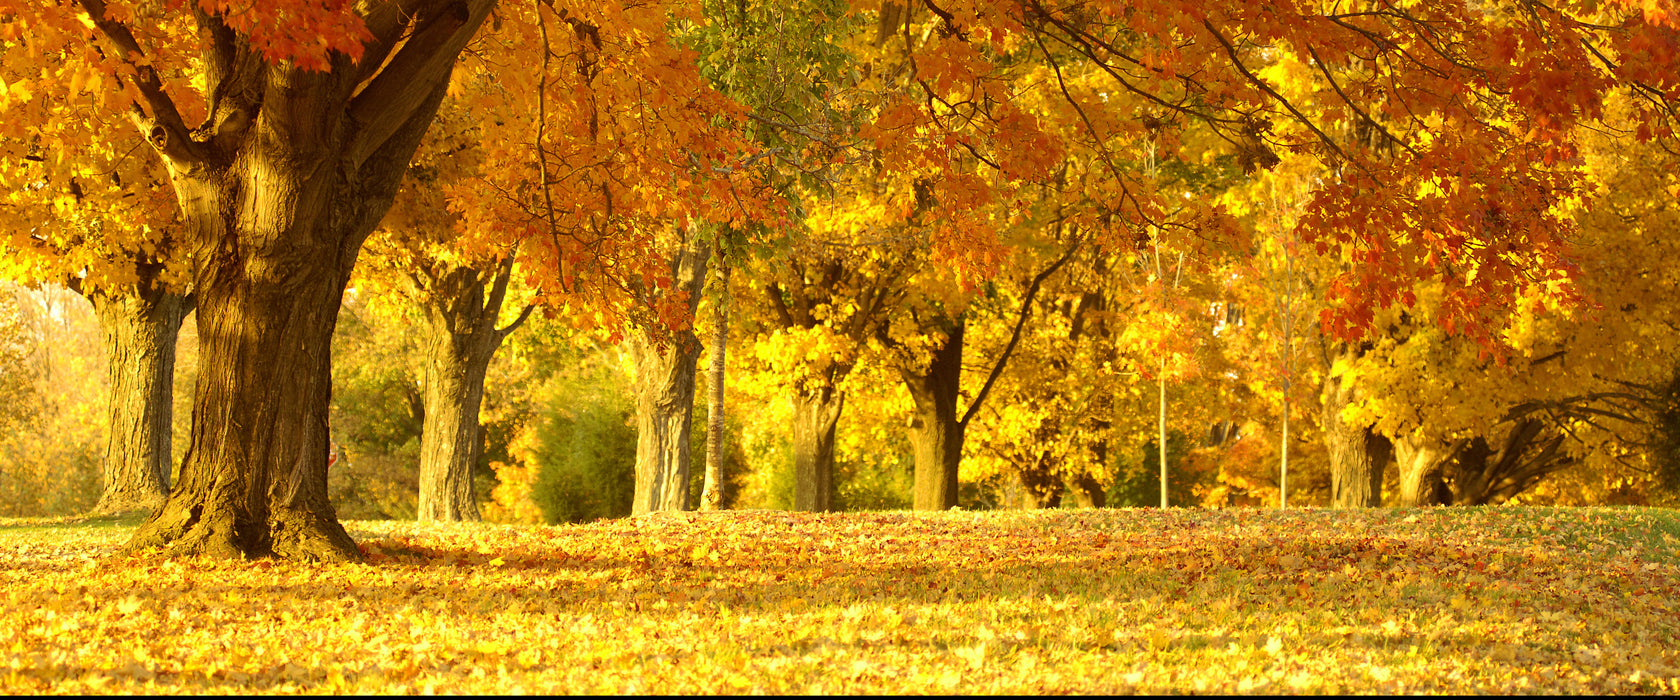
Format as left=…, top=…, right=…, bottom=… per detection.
left=791, top=382, right=842, bottom=511
left=413, top=260, right=529, bottom=521
left=1158, top=360, right=1169, bottom=508
left=1394, top=434, right=1453, bottom=507
left=903, top=319, right=965, bottom=510
left=1280, top=389, right=1290, bottom=508
left=88, top=287, right=189, bottom=514
left=700, top=259, right=729, bottom=511
left=630, top=242, right=710, bottom=515
left=1322, top=361, right=1390, bottom=508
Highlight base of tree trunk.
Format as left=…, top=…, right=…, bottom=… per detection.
left=127, top=497, right=361, bottom=562
left=91, top=491, right=167, bottom=516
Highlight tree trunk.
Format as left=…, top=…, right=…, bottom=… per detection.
left=1394, top=434, right=1453, bottom=507
left=1068, top=472, right=1106, bottom=508
left=1322, top=356, right=1389, bottom=508
left=629, top=242, right=710, bottom=515
left=700, top=258, right=729, bottom=511
left=88, top=287, right=189, bottom=514
left=124, top=1, right=491, bottom=560
left=903, top=318, right=965, bottom=510
left=129, top=241, right=365, bottom=561
left=415, top=258, right=528, bottom=522
left=791, top=383, right=842, bottom=511
left=1015, top=462, right=1064, bottom=509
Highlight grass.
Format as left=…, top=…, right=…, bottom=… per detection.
left=0, top=506, right=1675, bottom=693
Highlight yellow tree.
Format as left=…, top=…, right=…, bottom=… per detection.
left=0, top=87, right=189, bottom=515
left=0, top=0, right=756, bottom=559
left=355, top=98, right=536, bottom=522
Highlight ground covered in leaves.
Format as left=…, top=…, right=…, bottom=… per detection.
left=1, top=507, right=1676, bottom=693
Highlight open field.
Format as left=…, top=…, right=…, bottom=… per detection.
left=1, top=506, right=1677, bottom=694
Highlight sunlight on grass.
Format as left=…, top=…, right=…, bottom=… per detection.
left=0, top=507, right=1675, bottom=693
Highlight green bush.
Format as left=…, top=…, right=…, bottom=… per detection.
left=1107, top=430, right=1208, bottom=508
left=528, top=363, right=638, bottom=524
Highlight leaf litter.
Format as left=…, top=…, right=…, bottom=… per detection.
left=0, top=506, right=1675, bottom=693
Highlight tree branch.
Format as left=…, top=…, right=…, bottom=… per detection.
left=1202, top=19, right=1361, bottom=174
left=347, top=0, right=491, bottom=170
left=77, top=0, right=201, bottom=166
left=960, top=238, right=1083, bottom=428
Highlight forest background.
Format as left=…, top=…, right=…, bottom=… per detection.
left=1, top=0, right=1679, bottom=528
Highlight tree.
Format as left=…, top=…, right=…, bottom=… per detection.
left=0, top=95, right=190, bottom=514
left=628, top=236, right=710, bottom=514
left=1, top=0, right=754, bottom=559
left=358, top=100, right=535, bottom=522
left=698, top=255, right=730, bottom=511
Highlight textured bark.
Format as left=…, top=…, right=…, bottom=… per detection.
left=1389, top=419, right=1572, bottom=507
left=123, top=0, right=495, bottom=560
left=904, top=319, right=965, bottom=510
left=699, top=259, right=729, bottom=511
left=1394, top=434, right=1453, bottom=507
left=1322, top=354, right=1390, bottom=508
left=414, top=257, right=528, bottom=522
left=88, top=287, right=189, bottom=514
left=791, top=384, right=842, bottom=511
left=629, top=243, right=710, bottom=515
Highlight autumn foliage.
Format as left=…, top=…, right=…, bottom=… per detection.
left=2, top=508, right=1677, bottom=693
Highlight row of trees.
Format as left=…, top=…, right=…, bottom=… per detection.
left=0, top=0, right=1677, bottom=557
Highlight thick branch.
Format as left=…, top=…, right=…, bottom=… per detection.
left=77, top=0, right=201, bottom=166
left=356, top=0, right=435, bottom=86
left=347, top=0, right=490, bottom=169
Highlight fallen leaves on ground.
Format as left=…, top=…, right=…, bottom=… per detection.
left=0, top=506, right=1675, bottom=693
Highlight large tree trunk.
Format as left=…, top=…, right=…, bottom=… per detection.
left=1394, top=434, right=1453, bottom=507
left=903, top=318, right=965, bottom=510
left=699, top=258, right=729, bottom=511
left=130, top=237, right=365, bottom=561
left=125, top=0, right=492, bottom=560
left=88, top=286, right=189, bottom=514
left=791, top=382, right=842, bottom=511
left=1322, top=353, right=1390, bottom=508
left=629, top=243, right=710, bottom=515
left=415, top=258, right=528, bottom=521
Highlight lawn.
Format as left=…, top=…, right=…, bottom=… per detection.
left=1, top=506, right=1676, bottom=693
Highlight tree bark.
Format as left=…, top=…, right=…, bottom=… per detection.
left=88, top=286, right=189, bottom=514
left=415, top=257, right=529, bottom=521
left=1394, top=434, right=1453, bottom=507
left=629, top=242, right=710, bottom=515
left=1451, top=418, right=1572, bottom=505
left=700, top=258, right=729, bottom=511
left=1322, top=353, right=1390, bottom=508
left=904, top=318, right=965, bottom=510
left=123, top=0, right=494, bottom=560
left=790, top=382, right=842, bottom=511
